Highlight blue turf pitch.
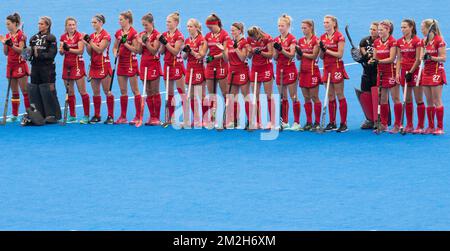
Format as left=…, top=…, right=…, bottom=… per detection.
left=0, top=0, right=450, bottom=230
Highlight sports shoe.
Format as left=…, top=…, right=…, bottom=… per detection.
left=360, top=120, right=374, bottom=129
left=104, top=116, right=114, bottom=125
left=89, top=116, right=101, bottom=124
left=373, top=124, right=388, bottom=133
left=324, top=122, right=337, bottom=131
left=433, top=128, right=445, bottom=135
left=389, top=125, right=401, bottom=134
left=423, top=127, right=435, bottom=135
left=404, top=125, right=414, bottom=134
left=281, top=122, right=290, bottom=130
left=303, top=123, right=313, bottom=131
left=412, top=127, right=424, bottom=134
left=336, top=123, right=348, bottom=133
left=225, top=121, right=235, bottom=129
left=79, top=116, right=90, bottom=124
left=6, top=116, right=19, bottom=123
left=311, top=122, right=320, bottom=131
left=115, top=116, right=128, bottom=124
left=129, top=117, right=140, bottom=125
left=288, top=122, right=303, bottom=131
left=67, top=116, right=77, bottom=123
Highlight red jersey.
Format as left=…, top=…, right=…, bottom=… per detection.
left=115, top=27, right=138, bottom=63
left=140, top=29, right=160, bottom=61
left=227, top=38, right=248, bottom=67
left=273, top=33, right=296, bottom=66
left=397, top=35, right=421, bottom=69
left=246, top=33, right=273, bottom=66
left=374, top=35, right=397, bottom=73
left=320, top=31, right=345, bottom=66
left=161, top=29, right=184, bottom=65
left=60, top=31, right=85, bottom=66
left=298, top=35, right=320, bottom=73
left=5, top=29, right=27, bottom=64
left=89, top=29, right=111, bottom=68
left=185, top=34, right=205, bottom=67
left=421, top=35, right=446, bottom=74
left=205, top=29, right=231, bottom=57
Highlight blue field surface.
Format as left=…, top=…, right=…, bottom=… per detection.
left=0, top=0, right=449, bottom=230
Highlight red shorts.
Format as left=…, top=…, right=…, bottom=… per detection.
left=228, top=65, right=249, bottom=85
left=163, top=62, right=185, bottom=81
left=421, top=70, right=447, bottom=86
left=399, top=68, right=420, bottom=87
left=117, top=59, right=139, bottom=77
left=377, top=71, right=397, bottom=88
left=299, top=69, right=322, bottom=88
left=205, top=59, right=228, bottom=80
left=186, top=65, right=205, bottom=85
left=89, top=64, right=112, bottom=79
left=250, top=64, right=274, bottom=83
left=140, top=60, right=162, bottom=81
left=6, top=62, right=29, bottom=79
left=63, top=61, right=86, bottom=80
left=276, top=63, right=297, bottom=86
left=322, top=63, right=349, bottom=84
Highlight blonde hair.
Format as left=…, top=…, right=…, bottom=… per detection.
left=301, top=19, right=315, bottom=35
left=64, top=17, right=77, bottom=32
left=168, top=11, right=180, bottom=25
left=423, top=19, right=442, bottom=38
left=120, top=10, right=133, bottom=24
left=379, top=19, right=394, bottom=35
left=324, top=15, right=338, bottom=31
left=278, top=14, right=292, bottom=27
left=187, top=18, right=202, bottom=34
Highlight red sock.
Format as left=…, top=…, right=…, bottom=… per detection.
left=314, top=101, right=322, bottom=124
left=68, top=95, right=76, bottom=117
left=11, top=93, right=20, bottom=116
left=304, top=102, right=312, bottom=124
left=82, top=93, right=90, bottom=117
left=293, top=100, right=301, bottom=124
left=381, top=104, right=389, bottom=126
left=405, top=102, right=413, bottom=127
left=190, top=98, right=196, bottom=116
left=23, top=93, right=30, bottom=110
left=417, top=103, right=425, bottom=128
left=202, top=97, right=209, bottom=122
left=427, top=107, right=436, bottom=128
left=436, top=106, right=444, bottom=129
left=329, top=99, right=336, bottom=124
left=256, top=100, right=261, bottom=125
left=282, top=99, right=289, bottom=123
left=134, top=95, right=142, bottom=119
left=168, top=95, right=175, bottom=120
left=93, top=95, right=101, bottom=117
left=267, top=98, right=273, bottom=124
left=154, top=94, right=161, bottom=120
left=146, top=95, right=153, bottom=118
left=394, top=102, right=402, bottom=127
left=107, top=95, right=114, bottom=117
left=120, top=95, right=128, bottom=118
left=338, top=98, right=347, bottom=125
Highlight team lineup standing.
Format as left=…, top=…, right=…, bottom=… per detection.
left=0, top=11, right=446, bottom=134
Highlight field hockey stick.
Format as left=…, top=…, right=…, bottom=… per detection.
left=218, top=71, right=234, bottom=131
left=376, top=73, right=383, bottom=134
left=318, top=73, right=331, bottom=133
left=135, top=67, right=148, bottom=128
left=87, top=63, right=92, bottom=83
left=248, top=71, right=258, bottom=131
left=108, top=38, right=124, bottom=95
left=279, top=69, right=284, bottom=131
left=162, top=66, right=170, bottom=128
left=399, top=72, right=409, bottom=135
left=1, top=68, right=13, bottom=125
left=186, top=67, right=194, bottom=128
left=211, top=68, right=217, bottom=125
left=60, top=68, right=71, bottom=125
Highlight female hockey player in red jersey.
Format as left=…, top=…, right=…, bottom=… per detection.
left=246, top=26, right=275, bottom=129
left=0, top=13, right=30, bottom=123
left=273, top=14, right=301, bottom=131
left=204, top=13, right=231, bottom=127
left=137, top=13, right=162, bottom=126
left=114, top=10, right=141, bottom=125
left=83, top=14, right=114, bottom=124
left=160, top=12, right=187, bottom=126
left=395, top=19, right=423, bottom=134
left=183, top=18, right=207, bottom=128
left=420, top=19, right=447, bottom=135
left=297, top=19, right=322, bottom=131
left=319, top=15, right=349, bottom=132
left=370, top=20, right=400, bottom=133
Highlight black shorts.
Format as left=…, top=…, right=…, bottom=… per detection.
left=31, top=63, right=56, bottom=84
left=361, top=73, right=377, bottom=92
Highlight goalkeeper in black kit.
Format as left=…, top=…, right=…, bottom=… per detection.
left=22, top=16, right=61, bottom=125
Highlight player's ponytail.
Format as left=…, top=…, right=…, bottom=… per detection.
left=402, top=19, right=417, bottom=36
left=278, top=14, right=292, bottom=28
left=7, top=12, right=21, bottom=27
left=302, top=19, right=315, bottom=36
left=380, top=20, right=394, bottom=35
left=423, top=19, right=442, bottom=38
left=142, top=13, right=154, bottom=24
left=187, top=18, right=202, bottom=35
left=324, top=15, right=338, bottom=31
left=168, top=11, right=180, bottom=25
left=206, top=13, right=222, bottom=28
left=247, top=26, right=264, bottom=39
left=94, top=14, right=106, bottom=24
left=120, top=10, right=133, bottom=25
left=232, top=22, right=244, bottom=34
left=64, top=17, right=77, bottom=33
